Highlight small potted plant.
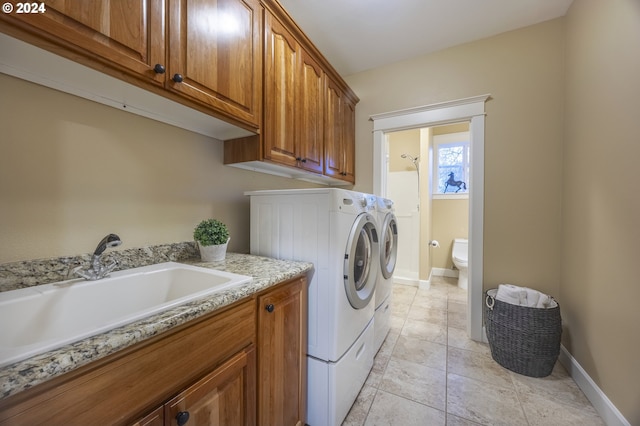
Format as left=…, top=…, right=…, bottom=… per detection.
left=193, top=219, right=230, bottom=262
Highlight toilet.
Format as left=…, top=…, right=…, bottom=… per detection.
left=452, top=238, right=468, bottom=290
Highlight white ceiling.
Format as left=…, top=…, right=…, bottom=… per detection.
left=276, top=0, right=574, bottom=76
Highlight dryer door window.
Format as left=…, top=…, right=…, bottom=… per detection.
left=344, top=213, right=379, bottom=309
left=353, top=227, right=372, bottom=290
left=380, top=214, right=398, bottom=279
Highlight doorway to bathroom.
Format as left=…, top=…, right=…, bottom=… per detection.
left=370, top=95, right=489, bottom=341
left=386, top=124, right=470, bottom=287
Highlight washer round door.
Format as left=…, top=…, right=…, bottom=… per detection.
left=344, top=213, right=379, bottom=309
left=380, top=213, right=398, bottom=279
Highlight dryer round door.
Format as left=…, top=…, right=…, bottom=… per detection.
left=344, top=213, right=379, bottom=309
left=380, top=213, right=398, bottom=279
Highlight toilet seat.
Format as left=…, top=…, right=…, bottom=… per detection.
left=452, top=255, right=467, bottom=267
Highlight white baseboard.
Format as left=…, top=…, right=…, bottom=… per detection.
left=431, top=267, right=459, bottom=278
left=393, top=276, right=419, bottom=287
left=418, top=279, right=430, bottom=290
left=558, top=345, right=630, bottom=426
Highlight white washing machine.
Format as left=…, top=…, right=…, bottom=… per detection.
left=374, top=196, right=398, bottom=353
left=246, top=188, right=380, bottom=426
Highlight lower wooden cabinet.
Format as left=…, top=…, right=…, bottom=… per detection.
left=131, top=407, right=164, bottom=426
left=165, top=348, right=255, bottom=426
left=0, top=275, right=307, bottom=426
left=133, top=347, right=256, bottom=426
left=257, top=276, right=307, bottom=426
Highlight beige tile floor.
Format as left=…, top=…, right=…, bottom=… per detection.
left=342, top=276, right=605, bottom=426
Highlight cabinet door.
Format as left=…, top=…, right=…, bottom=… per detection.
left=325, top=79, right=356, bottom=183
left=168, top=0, right=262, bottom=127
left=165, top=347, right=256, bottom=426
left=263, top=11, right=299, bottom=167
left=297, top=50, right=325, bottom=174
left=341, top=97, right=356, bottom=183
left=324, top=78, right=344, bottom=180
left=258, top=277, right=307, bottom=426
left=1, top=0, right=165, bottom=84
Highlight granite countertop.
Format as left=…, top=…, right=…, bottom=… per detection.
left=0, top=253, right=313, bottom=400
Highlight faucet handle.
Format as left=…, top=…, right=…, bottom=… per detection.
left=101, top=260, right=118, bottom=277
left=72, top=266, right=96, bottom=281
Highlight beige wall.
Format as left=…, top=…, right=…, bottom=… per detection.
left=388, top=129, right=420, bottom=173
left=0, top=74, right=318, bottom=263
left=432, top=199, right=468, bottom=269
left=563, top=0, right=640, bottom=422
left=347, top=18, right=565, bottom=299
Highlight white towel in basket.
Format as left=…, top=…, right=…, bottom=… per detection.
left=495, top=284, right=526, bottom=305
left=496, top=284, right=552, bottom=308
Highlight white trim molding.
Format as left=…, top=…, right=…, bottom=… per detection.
left=418, top=279, right=431, bottom=290
left=559, top=346, right=631, bottom=426
left=371, top=94, right=490, bottom=341
left=431, top=267, right=459, bottom=278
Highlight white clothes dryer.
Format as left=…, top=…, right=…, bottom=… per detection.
left=246, top=188, right=380, bottom=426
left=374, top=196, right=398, bottom=352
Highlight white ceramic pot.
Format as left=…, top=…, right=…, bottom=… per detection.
left=198, top=238, right=230, bottom=262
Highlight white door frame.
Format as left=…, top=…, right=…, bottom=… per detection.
left=370, top=94, right=490, bottom=341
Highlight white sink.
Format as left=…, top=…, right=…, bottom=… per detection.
left=0, top=262, right=252, bottom=368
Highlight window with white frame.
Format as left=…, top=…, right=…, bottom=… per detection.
left=433, top=132, right=470, bottom=197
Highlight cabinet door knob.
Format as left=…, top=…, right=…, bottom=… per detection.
left=172, top=74, right=184, bottom=83
left=266, top=304, right=275, bottom=313
left=153, top=64, right=165, bottom=74
left=176, top=411, right=190, bottom=426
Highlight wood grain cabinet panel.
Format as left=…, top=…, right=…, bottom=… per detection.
left=263, top=11, right=299, bottom=168
left=1, top=0, right=166, bottom=84
left=297, top=50, right=325, bottom=174
left=257, top=276, right=307, bottom=426
left=168, top=0, right=263, bottom=127
left=324, top=78, right=343, bottom=179
left=341, top=96, right=357, bottom=183
left=164, top=347, right=256, bottom=426
left=130, top=407, right=164, bottom=426
left=263, top=10, right=326, bottom=174
left=324, top=78, right=356, bottom=183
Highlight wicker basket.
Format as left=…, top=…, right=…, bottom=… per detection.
left=484, top=289, right=562, bottom=377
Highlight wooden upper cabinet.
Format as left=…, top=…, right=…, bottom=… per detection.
left=3, top=0, right=166, bottom=84
left=168, top=0, right=262, bottom=127
left=324, top=78, right=344, bottom=179
left=263, top=11, right=325, bottom=174
left=341, top=97, right=356, bottom=183
left=324, top=78, right=356, bottom=183
left=263, top=11, right=299, bottom=168
left=297, top=50, right=325, bottom=174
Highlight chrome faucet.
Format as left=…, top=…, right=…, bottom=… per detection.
left=73, top=233, right=122, bottom=280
